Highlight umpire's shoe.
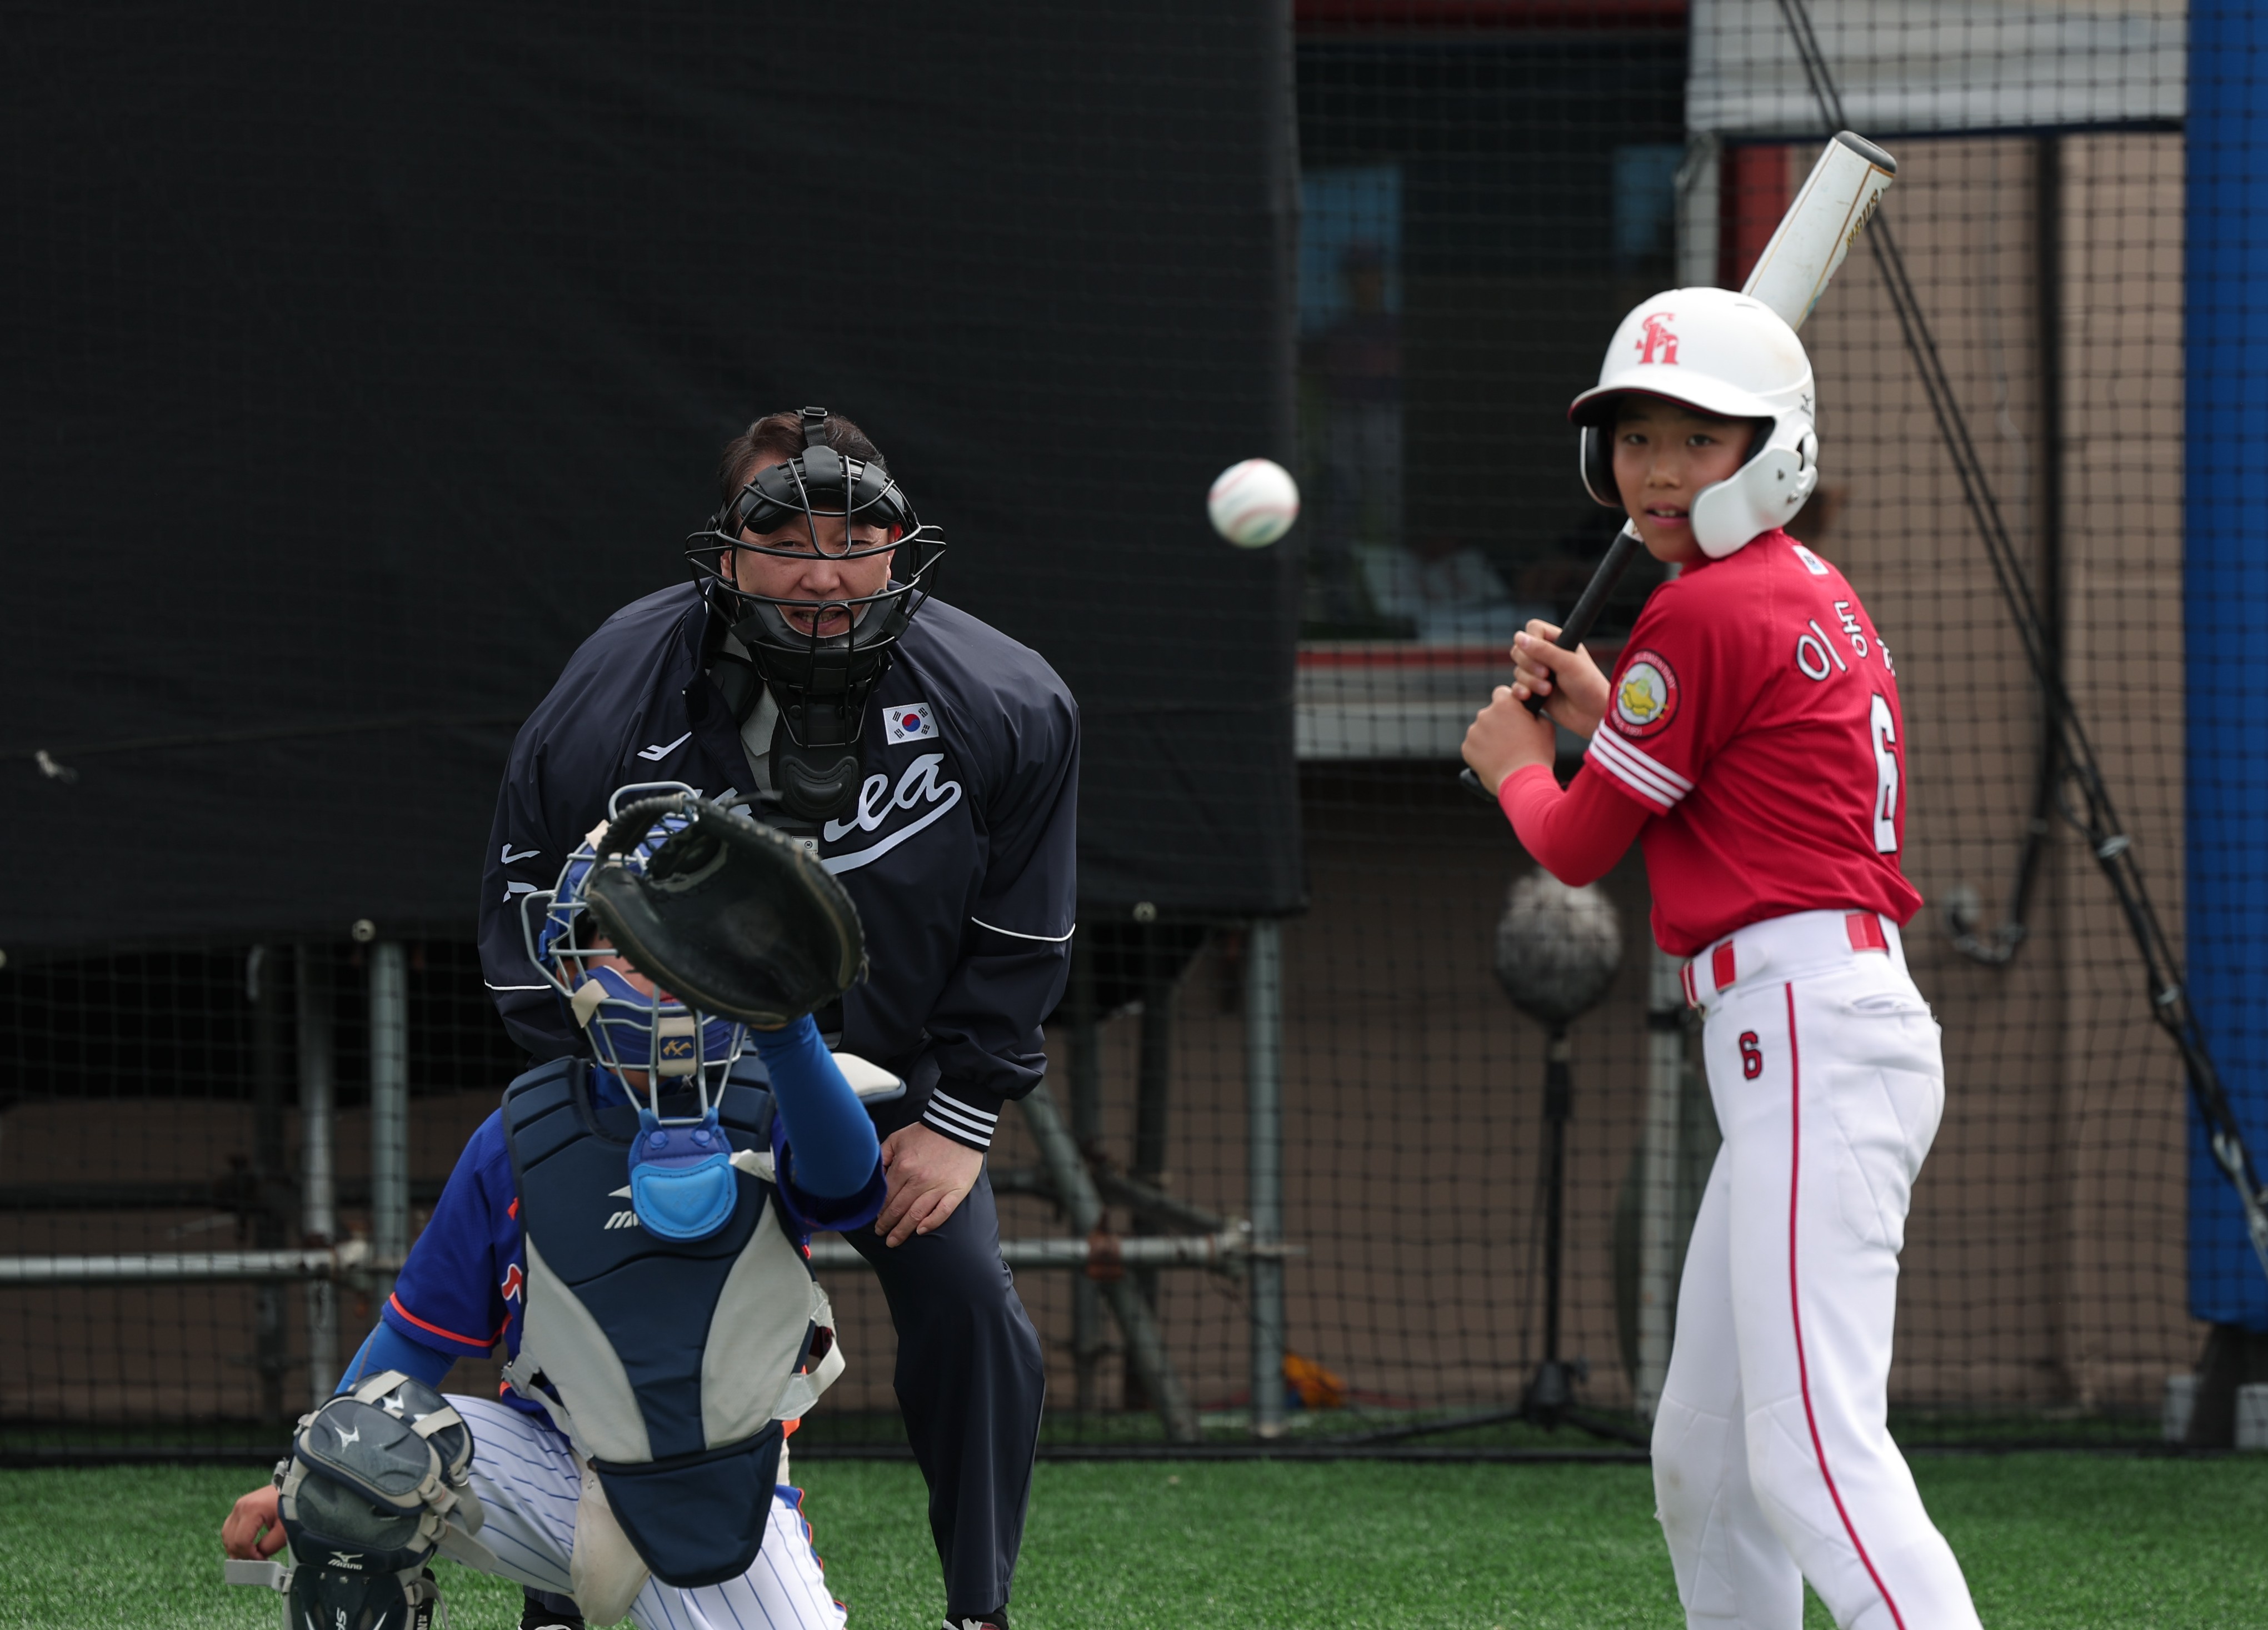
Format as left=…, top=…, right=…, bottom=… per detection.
left=949, top=1613, right=1008, bottom=1630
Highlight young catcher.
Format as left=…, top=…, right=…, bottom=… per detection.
left=222, top=794, right=887, bottom=1630
left=1462, top=287, right=1981, bottom=1630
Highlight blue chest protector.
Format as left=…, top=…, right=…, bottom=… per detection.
left=501, top=1058, right=833, bottom=1588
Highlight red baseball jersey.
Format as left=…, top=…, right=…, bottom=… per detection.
left=1578, top=529, right=1922, bottom=956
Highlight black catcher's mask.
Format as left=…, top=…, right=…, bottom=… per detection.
left=686, top=407, right=946, bottom=823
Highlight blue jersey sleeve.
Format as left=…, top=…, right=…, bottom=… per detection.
left=382, top=1111, right=521, bottom=1358
left=769, top=1109, right=887, bottom=1238
left=336, top=1321, right=458, bottom=1393
left=752, top=1017, right=882, bottom=1198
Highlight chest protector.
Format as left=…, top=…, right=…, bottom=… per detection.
left=501, top=1059, right=836, bottom=1588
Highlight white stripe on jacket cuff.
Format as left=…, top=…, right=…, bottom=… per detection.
left=922, top=1090, right=1001, bottom=1149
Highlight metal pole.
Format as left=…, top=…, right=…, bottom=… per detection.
left=1631, top=116, right=1722, bottom=1427
left=368, top=941, right=409, bottom=1317
left=1066, top=939, right=1105, bottom=1415
left=296, top=945, right=337, bottom=1406
left=1517, top=1028, right=1580, bottom=1421
left=1017, top=1083, right=1200, bottom=1441
left=1246, top=919, right=1286, bottom=1439
left=1134, top=964, right=1175, bottom=1192
left=0, top=1234, right=1258, bottom=1283
left=1262, top=0, right=1299, bottom=477
left=1128, top=938, right=1176, bottom=1408
left=1248, top=0, right=1295, bottom=1442
left=247, top=946, right=289, bottom=1425
left=1674, top=132, right=1722, bottom=290
left=1634, top=947, right=1683, bottom=1418
left=0, top=1244, right=379, bottom=1285
left=1540, top=1030, right=1570, bottom=1370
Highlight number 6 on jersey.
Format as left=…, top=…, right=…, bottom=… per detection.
left=1869, top=692, right=1900, bottom=854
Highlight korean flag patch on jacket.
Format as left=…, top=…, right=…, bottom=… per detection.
left=884, top=702, right=938, bottom=744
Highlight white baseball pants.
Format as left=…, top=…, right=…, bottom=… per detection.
left=448, top=1393, right=846, bottom=1630
left=1652, top=910, right=1981, bottom=1630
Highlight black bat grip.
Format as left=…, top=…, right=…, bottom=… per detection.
left=1460, top=526, right=1642, bottom=804
left=1520, top=526, right=1642, bottom=715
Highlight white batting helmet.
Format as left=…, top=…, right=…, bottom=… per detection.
left=1567, top=287, right=1819, bottom=559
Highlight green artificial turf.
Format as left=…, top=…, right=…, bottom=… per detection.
left=3, top=1453, right=2265, bottom=1628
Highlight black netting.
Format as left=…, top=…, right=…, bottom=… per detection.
left=6, top=1, right=2260, bottom=1465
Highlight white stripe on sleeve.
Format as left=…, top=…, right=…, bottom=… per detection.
left=1588, top=728, right=1693, bottom=812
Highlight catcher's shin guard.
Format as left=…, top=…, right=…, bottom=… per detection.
left=237, top=1372, right=498, bottom=1629
left=286, top=1562, right=442, bottom=1630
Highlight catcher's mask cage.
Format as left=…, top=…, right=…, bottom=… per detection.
left=523, top=782, right=750, bottom=1116
left=685, top=405, right=947, bottom=821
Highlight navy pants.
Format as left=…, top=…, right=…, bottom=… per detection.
left=848, top=1163, right=1045, bottom=1619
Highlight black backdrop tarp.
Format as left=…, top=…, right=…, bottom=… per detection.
left=1, top=3, right=1302, bottom=954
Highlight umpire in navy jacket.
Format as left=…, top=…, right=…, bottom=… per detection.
left=478, top=407, right=1075, bottom=1630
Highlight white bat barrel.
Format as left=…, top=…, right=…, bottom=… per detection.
left=1742, top=131, right=1897, bottom=332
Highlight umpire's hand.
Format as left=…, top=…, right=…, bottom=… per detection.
left=876, top=1124, right=983, bottom=1247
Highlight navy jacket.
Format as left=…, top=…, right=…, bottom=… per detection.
left=479, top=584, right=1078, bottom=1149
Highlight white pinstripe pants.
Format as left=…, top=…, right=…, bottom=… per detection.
left=449, top=1394, right=847, bottom=1630
left=1651, top=936, right=1981, bottom=1630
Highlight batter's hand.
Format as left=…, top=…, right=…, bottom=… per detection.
left=876, top=1122, right=983, bottom=1247
left=1510, top=620, right=1608, bottom=738
left=222, top=1483, right=287, bottom=1559
left=1462, top=684, right=1560, bottom=797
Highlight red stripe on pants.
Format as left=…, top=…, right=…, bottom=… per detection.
left=1785, top=982, right=1907, bottom=1630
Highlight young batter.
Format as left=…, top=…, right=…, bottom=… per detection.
left=1463, top=287, right=1981, bottom=1630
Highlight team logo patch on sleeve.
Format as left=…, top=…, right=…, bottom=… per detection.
left=1612, top=651, right=1681, bottom=739
left=883, top=702, right=938, bottom=744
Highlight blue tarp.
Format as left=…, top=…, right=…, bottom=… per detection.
left=2185, top=3, right=2268, bottom=1330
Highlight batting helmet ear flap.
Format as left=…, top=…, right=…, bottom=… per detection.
left=1579, top=423, right=1619, bottom=507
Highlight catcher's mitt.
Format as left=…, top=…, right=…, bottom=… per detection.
left=582, top=794, right=867, bottom=1028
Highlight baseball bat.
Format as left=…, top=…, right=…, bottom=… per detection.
left=1460, top=129, right=1897, bottom=802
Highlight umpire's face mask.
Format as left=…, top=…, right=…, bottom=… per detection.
left=725, top=515, right=897, bottom=641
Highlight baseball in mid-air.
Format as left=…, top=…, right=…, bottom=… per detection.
left=1207, top=458, right=1300, bottom=548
